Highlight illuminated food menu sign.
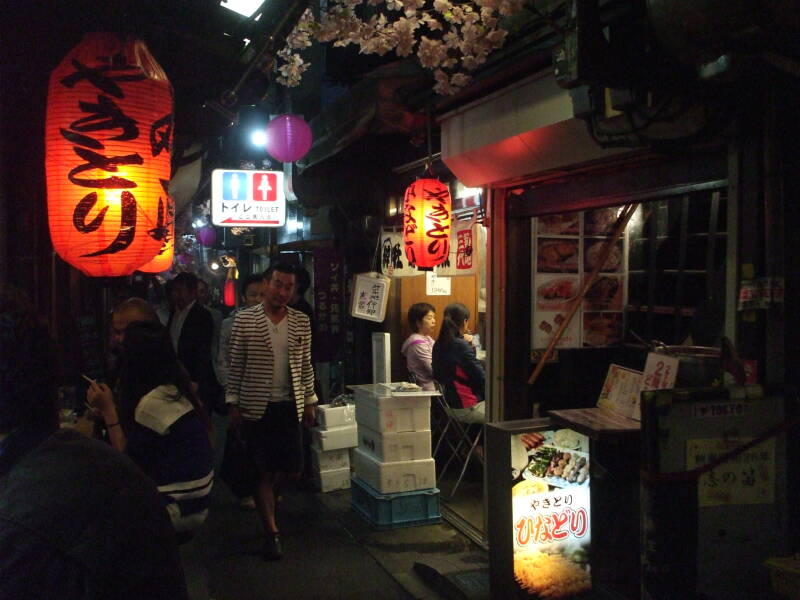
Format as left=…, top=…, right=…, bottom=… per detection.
left=510, top=428, right=592, bottom=599
left=531, top=208, right=628, bottom=353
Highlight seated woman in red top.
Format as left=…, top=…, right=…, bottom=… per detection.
left=432, top=303, right=485, bottom=423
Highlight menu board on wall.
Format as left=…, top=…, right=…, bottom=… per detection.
left=531, top=208, right=628, bottom=352
left=510, top=428, right=592, bottom=599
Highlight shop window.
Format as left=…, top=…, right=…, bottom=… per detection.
left=626, top=189, right=727, bottom=345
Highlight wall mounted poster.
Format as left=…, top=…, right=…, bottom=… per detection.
left=510, top=428, right=592, bottom=599
left=531, top=207, right=628, bottom=353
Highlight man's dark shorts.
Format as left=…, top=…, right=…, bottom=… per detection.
left=242, top=402, right=303, bottom=475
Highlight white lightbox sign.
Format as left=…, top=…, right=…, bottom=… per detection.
left=211, top=169, right=285, bottom=227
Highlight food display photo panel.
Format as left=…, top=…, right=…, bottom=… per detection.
left=584, top=239, right=623, bottom=273
left=510, top=428, right=592, bottom=599
left=582, top=312, right=624, bottom=347
left=584, top=206, right=623, bottom=236
left=537, top=238, right=580, bottom=273
left=584, top=275, right=624, bottom=311
left=533, top=311, right=581, bottom=349
left=537, top=213, right=580, bottom=236
left=536, top=275, right=580, bottom=311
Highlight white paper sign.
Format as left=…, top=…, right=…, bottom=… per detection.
left=641, top=352, right=679, bottom=392
left=350, top=272, right=390, bottom=322
left=426, top=271, right=451, bottom=295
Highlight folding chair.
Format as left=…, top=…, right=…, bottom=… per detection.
left=432, top=382, right=484, bottom=499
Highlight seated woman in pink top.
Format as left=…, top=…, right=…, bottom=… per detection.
left=401, top=303, right=436, bottom=390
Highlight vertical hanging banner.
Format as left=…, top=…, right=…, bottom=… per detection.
left=46, top=33, right=173, bottom=277
left=313, top=247, right=345, bottom=361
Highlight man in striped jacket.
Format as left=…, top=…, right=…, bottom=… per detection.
left=225, top=262, right=318, bottom=560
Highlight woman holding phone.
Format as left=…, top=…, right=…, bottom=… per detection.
left=86, top=320, right=214, bottom=538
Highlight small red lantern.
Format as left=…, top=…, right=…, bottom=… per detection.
left=45, top=33, right=173, bottom=277
left=403, top=179, right=452, bottom=268
left=224, top=278, right=236, bottom=307
left=138, top=193, right=175, bottom=273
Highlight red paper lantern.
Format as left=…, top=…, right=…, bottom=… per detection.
left=46, top=33, right=173, bottom=277
left=265, top=114, right=312, bottom=163
left=138, top=193, right=175, bottom=273
left=403, top=179, right=452, bottom=268
left=224, top=278, right=236, bottom=307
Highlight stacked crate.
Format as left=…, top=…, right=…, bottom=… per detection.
left=350, top=384, right=441, bottom=528
left=310, top=403, right=357, bottom=492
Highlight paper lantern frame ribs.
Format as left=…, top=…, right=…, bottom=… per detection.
left=46, top=33, right=174, bottom=277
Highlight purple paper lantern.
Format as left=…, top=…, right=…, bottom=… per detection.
left=197, top=226, right=216, bottom=247
left=265, top=114, right=312, bottom=163
left=177, top=253, right=192, bottom=265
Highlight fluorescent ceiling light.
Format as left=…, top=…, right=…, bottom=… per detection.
left=220, top=0, right=263, bottom=17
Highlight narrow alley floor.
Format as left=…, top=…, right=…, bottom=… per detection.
left=193, top=481, right=490, bottom=600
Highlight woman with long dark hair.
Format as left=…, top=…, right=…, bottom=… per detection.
left=86, top=320, right=214, bottom=537
left=432, top=303, right=485, bottom=423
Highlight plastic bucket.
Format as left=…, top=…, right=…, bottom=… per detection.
left=657, top=345, right=722, bottom=387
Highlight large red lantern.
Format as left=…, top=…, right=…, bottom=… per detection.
left=46, top=33, right=173, bottom=276
left=138, top=193, right=175, bottom=273
left=403, top=178, right=452, bottom=268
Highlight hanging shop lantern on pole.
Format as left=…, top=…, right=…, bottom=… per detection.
left=402, top=178, right=452, bottom=268
left=224, top=276, right=236, bottom=307
left=45, top=33, right=173, bottom=277
left=138, top=192, right=175, bottom=273
left=265, top=114, right=312, bottom=163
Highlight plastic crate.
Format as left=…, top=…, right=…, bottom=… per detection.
left=350, top=476, right=441, bottom=530
left=765, top=556, right=800, bottom=598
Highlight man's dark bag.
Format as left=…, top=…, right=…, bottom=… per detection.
left=220, top=431, right=258, bottom=498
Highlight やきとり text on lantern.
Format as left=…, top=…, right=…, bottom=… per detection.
left=403, top=179, right=452, bottom=268
left=46, top=33, right=174, bottom=277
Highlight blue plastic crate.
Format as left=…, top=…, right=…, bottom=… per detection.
left=350, top=477, right=441, bottom=529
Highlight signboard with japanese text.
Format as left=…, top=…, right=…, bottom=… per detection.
left=350, top=272, right=390, bottom=322
left=687, top=438, right=775, bottom=507
left=211, top=169, right=285, bottom=227
left=380, top=219, right=479, bottom=279
left=531, top=208, right=628, bottom=353
left=313, top=247, right=345, bottom=362
left=510, top=428, right=592, bottom=599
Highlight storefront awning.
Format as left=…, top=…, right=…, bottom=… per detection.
left=439, top=72, right=629, bottom=188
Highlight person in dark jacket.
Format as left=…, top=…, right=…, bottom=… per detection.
left=168, top=272, right=224, bottom=415
left=0, top=284, right=187, bottom=600
left=432, top=302, right=485, bottom=423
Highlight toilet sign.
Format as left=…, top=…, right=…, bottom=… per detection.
left=211, top=169, right=286, bottom=227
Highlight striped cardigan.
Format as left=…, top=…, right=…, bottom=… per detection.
left=225, top=304, right=318, bottom=421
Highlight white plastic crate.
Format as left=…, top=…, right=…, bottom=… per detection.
left=311, top=424, right=358, bottom=451
left=358, top=426, right=432, bottom=462
left=353, top=386, right=430, bottom=433
left=352, top=447, right=436, bottom=494
left=317, top=404, right=356, bottom=429
left=313, top=466, right=351, bottom=493
left=311, top=446, right=350, bottom=473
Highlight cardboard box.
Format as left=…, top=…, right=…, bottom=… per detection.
left=313, top=466, right=351, bottom=493
left=311, top=446, right=350, bottom=473
left=353, top=388, right=430, bottom=433
left=311, top=424, right=358, bottom=451
left=317, top=404, right=356, bottom=429
left=358, top=426, right=431, bottom=462
left=352, top=447, right=436, bottom=494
